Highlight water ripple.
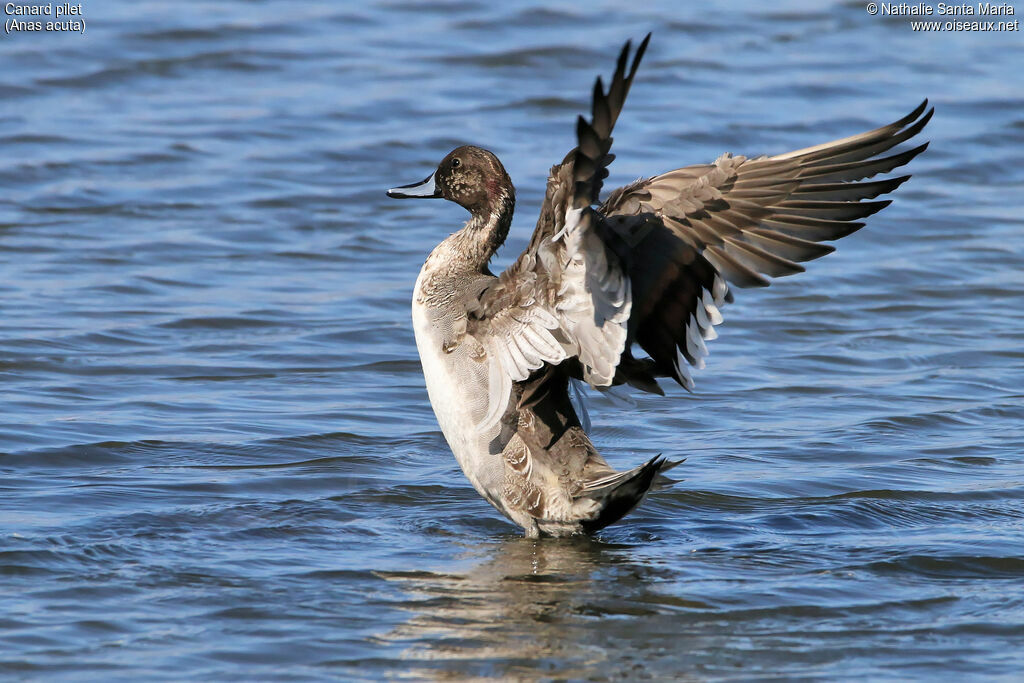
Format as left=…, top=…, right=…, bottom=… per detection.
left=1, top=0, right=1022, bottom=679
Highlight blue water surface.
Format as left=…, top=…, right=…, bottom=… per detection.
left=2, top=1, right=1023, bottom=679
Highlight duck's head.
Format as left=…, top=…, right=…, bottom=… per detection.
left=387, top=145, right=513, bottom=216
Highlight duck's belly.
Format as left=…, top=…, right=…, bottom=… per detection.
left=411, top=294, right=506, bottom=504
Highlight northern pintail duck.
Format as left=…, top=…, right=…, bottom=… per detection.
left=388, top=35, right=931, bottom=538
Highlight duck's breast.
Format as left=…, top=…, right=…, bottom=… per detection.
left=411, top=265, right=506, bottom=498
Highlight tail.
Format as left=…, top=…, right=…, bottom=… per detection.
left=578, top=455, right=681, bottom=533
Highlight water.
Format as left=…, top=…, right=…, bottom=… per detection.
left=2, top=0, right=1023, bottom=679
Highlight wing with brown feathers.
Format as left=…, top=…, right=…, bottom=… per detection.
left=465, top=36, right=651, bottom=433
left=600, top=101, right=933, bottom=390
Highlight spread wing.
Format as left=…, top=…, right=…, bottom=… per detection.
left=600, top=101, right=932, bottom=388
left=465, top=35, right=650, bottom=432
left=464, top=31, right=931, bottom=434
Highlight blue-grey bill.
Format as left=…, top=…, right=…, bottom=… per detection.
left=387, top=173, right=440, bottom=198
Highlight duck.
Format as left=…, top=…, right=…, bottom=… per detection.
left=387, top=34, right=931, bottom=538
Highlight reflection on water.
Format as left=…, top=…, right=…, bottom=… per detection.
left=379, top=538, right=656, bottom=678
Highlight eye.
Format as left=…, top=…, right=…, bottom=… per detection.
left=451, top=158, right=461, bottom=168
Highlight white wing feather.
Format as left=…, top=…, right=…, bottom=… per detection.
left=473, top=205, right=631, bottom=433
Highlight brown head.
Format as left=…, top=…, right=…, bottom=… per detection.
left=387, top=145, right=514, bottom=217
